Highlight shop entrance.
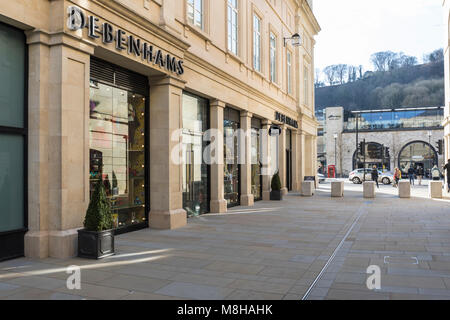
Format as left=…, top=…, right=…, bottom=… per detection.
left=251, top=118, right=262, bottom=201
left=89, top=57, right=149, bottom=234
left=181, top=93, right=210, bottom=217
left=224, top=108, right=241, bottom=207
left=286, top=130, right=293, bottom=191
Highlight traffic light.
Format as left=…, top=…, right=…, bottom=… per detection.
left=384, top=147, right=390, bottom=158
left=359, top=140, right=365, bottom=157
left=436, top=139, right=443, bottom=155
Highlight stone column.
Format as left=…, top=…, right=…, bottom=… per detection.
left=209, top=100, right=227, bottom=213
left=262, top=120, right=272, bottom=200
left=305, top=135, right=313, bottom=176
left=240, top=111, right=254, bottom=206
left=149, top=76, right=187, bottom=229
left=291, top=129, right=300, bottom=192
left=47, top=41, right=92, bottom=258
left=279, top=125, right=287, bottom=195
left=24, top=31, right=50, bottom=258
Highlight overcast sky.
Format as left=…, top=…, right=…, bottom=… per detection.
left=313, top=0, right=445, bottom=76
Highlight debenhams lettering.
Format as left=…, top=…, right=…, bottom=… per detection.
left=67, top=6, right=184, bottom=75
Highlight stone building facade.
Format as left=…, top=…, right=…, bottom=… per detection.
left=0, top=0, right=320, bottom=261
left=320, top=106, right=445, bottom=177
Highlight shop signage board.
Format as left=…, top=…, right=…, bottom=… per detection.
left=274, top=111, right=298, bottom=128
left=67, top=6, right=184, bottom=75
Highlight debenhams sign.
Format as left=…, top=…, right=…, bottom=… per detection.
left=67, top=6, right=184, bottom=75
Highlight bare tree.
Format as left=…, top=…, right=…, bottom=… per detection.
left=423, top=48, right=444, bottom=63
left=358, top=65, right=364, bottom=79
left=335, top=64, right=348, bottom=84
left=323, top=65, right=337, bottom=86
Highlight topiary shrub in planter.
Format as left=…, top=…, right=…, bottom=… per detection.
left=78, top=179, right=115, bottom=259
left=270, top=171, right=283, bottom=200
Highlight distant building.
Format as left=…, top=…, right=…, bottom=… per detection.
left=317, top=106, right=445, bottom=177
left=443, top=0, right=450, bottom=184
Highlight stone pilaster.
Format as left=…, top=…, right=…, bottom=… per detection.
left=298, top=131, right=306, bottom=184
left=148, top=76, right=187, bottom=229
left=209, top=100, right=227, bottom=213
left=240, top=111, right=254, bottom=206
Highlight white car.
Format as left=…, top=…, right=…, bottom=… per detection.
left=349, top=168, right=393, bottom=185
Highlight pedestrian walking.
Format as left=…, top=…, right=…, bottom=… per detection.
left=431, top=165, right=441, bottom=181
left=393, top=167, right=401, bottom=188
left=371, top=165, right=379, bottom=188
left=407, top=166, right=415, bottom=186
left=443, top=159, right=450, bottom=193
left=417, top=166, right=424, bottom=186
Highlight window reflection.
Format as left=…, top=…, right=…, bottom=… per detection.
left=89, top=81, right=146, bottom=229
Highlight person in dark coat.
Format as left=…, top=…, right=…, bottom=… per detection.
left=371, top=165, right=379, bottom=188
left=444, top=159, right=450, bottom=193
left=417, top=166, right=424, bottom=186
left=407, top=166, right=415, bottom=186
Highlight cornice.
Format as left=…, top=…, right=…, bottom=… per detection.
left=301, top=0, right=321, bottom=34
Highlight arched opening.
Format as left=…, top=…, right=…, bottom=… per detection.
left=353, top=142, right=390, bottom=171
left=398, top=141, right=438, bottom=178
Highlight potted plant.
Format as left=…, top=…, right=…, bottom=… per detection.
left=78, top=179, right=115, bottom=259
left=270, top=171, right=283, bottom=201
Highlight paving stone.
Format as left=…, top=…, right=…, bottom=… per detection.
left=155, top=282, right=234, bottom=300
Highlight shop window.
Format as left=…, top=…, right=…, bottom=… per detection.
left=89, top=81, right=147, bottom=230
left=224, top=108, right=240, bottom=207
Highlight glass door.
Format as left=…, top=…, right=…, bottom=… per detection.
left=251, top=118, right=262, bottom=201
left=224, top=108, right=240, bottom=207
left=286, top=130, right=292, bottom=191
left=182, top=93, right=210, bottom=217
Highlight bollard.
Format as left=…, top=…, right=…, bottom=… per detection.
left=429, top=181, right=443, bottom=199
left=301, top=181, right=315, bottom=197
left=398, top=181, right=410, bottom=198
left=331, top=181, right=344, bottom=198
left=363, top=181, right=376, bottom=199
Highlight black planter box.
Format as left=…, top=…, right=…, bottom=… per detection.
left=78, top=229, right=115, bottom=259
left=270, top=190, right=283, bottom=201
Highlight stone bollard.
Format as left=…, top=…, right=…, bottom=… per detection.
left=331, top=181, right=344, bottom=198
left=398, top=181, right=410, bottom=198
left=301, top=181, right=315, bottom=197
left=363, top=181, right=376, bottom=199
left=429, top=181, right=443, bottom=199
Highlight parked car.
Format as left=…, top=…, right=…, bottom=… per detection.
left=317, top=173, right=326, bottom=184
left=349, top=168, right=393, bottom=185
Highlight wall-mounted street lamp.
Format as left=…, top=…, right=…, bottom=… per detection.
left=283, top=33, right=302, bottom=47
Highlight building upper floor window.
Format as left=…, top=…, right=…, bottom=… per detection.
left=270, top=32, right=277, bottom=83
left=304, top=66, right=309, bottom=105
left=253, top=14, right=261, bottom=72
left=187, top=0, right=203, bottom=29
left=227, top=0, right=238, bottom=55
left=287, top=51, right=292, bottom=94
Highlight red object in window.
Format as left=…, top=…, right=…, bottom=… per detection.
left=327, top=165, right=336, bottom=178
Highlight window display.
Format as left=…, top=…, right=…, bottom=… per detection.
left=251, top=118, right=262, bottom=201
left=89, top=81, right=147, bottom=230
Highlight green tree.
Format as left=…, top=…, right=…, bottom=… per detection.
left=84, top=179, right=113, bottom=232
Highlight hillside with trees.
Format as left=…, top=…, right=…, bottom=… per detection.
left=314, top=49, right=444, bottom=112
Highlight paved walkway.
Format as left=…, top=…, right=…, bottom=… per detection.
left=1, top=180, right=450, bottom=300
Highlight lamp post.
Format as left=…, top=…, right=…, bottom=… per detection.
left=428, top=130, right=432, bottom=178
left=334, top=133, right=338, bottom=178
